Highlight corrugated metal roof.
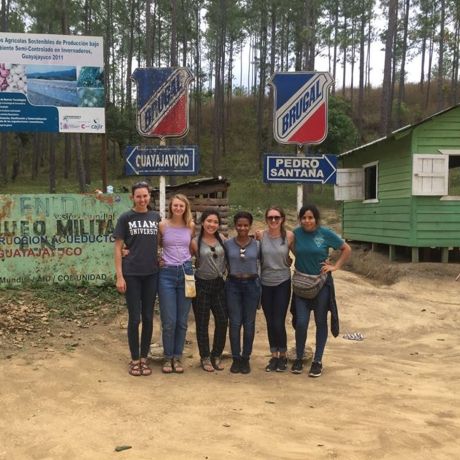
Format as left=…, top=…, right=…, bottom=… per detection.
left=339, top=104, right=460, bottom=157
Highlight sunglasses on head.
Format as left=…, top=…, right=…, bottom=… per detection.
left=132, top=181, right=150, bottom=191
left=210, top=246, right=218, bottom=259
left=267, top=215, right=281, bottom=221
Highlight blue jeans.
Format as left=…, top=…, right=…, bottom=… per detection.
left=226, top=277, right=261, bottom=359
left=293, top=283, right=330, bottom=362
left=159, top=261, right=193, bottom=359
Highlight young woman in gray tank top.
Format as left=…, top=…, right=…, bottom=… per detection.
left=257, top=206, right=294, bottom=372
left=190, top=209, right=228, bottom=372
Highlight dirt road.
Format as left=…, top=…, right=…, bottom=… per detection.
left=1, top=263, right=459, bottom=459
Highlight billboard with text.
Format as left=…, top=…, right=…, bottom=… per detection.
left=0, top=32, right=105, bottom=133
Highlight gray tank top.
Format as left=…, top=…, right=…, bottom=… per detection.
left=194, top=238, right=226, bottom=280
left=260, top=232, right=291, bottom=286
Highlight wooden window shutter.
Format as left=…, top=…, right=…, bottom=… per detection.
left=412, top=154, right=448, bottom=196
left=334, top=168, right=364, bottom=201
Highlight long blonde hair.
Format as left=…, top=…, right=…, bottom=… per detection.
left=168, top=194, right=193, bottom=228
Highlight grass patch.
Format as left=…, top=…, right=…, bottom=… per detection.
left=27, top=283, right=124, bottom=319
left=227, top=176, right=339, bottom=218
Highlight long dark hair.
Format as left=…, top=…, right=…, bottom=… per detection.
left=298, top=203, right=321, bottom=224
left=197, top=208, right=227, bottom=265
left=265, top=205, right=287, bottom=244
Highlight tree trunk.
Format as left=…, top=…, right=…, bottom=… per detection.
left=380, top=0, right=398, bottom=136
left=451, top=14, right=460, bottom=104
left=436, top=0, right=445, bottom=111
left=194, top=2, right=201, bottom=144
left=332, top=3, right=339, bottom=96
left=74, top=134, right=86, bottom=192
left=32, top=133, right=40, bottom=179
left=64, top=133, right=71, bottom=178
left=84, top=134, right=91, bottom=184
left=126, top=0, right=136, bottom=143
left=396, top=0, right=410, bottom=128
left=267, top=1, right=277, bottom=148
left=257, top=1, right=268, bottom=160
left=0, top=133, right=7, bottom=185
left=49, top=134, right=56, bottom=193
left=342, top=15, right=348, bottom=97
left=358, top=7, right=366, bottom=134
left=170, top=0, right=178, bottom=66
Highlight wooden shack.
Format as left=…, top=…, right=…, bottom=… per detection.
left=334, top=105, right=460, bottom=262
left=151, top=176, right=231, bottom=235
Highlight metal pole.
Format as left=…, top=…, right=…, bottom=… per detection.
left=296, top=144, right=303, bottom=212
left=101, top=134, right=108, bottom=192
left=159, top=138, right=166, bottom=218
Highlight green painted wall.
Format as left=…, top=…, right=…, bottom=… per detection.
left=341, top=106, right=460, bottom=247
left=342, top=134, right=413, bottom=245
left=0, top=193, right=132, bottom=286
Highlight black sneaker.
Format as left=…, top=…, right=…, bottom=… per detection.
left=265, top=357, right=279, bottom=372
left=276, top=356, right=288, bottom=372
left=291, top=358, right=303, bottom=374
left=240, top=357, right=251, bottom=374
left=308, top=361, right=322, bottom=378
left=230, top=358, right=241, bottom=373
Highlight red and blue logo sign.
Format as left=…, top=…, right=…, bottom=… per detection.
left=131, top=67, right=193, bottom=139
left=269, top=71, right=333, bottom=145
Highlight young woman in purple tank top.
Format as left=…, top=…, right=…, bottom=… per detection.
left=158, top=194, right=195, bottom=374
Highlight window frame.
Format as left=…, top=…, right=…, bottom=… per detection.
left=362, top=161, right=379, bottom=203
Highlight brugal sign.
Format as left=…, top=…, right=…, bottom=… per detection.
left=269, top=71, right=333, bottom=145
left=131, top=67, right=194, bottom=138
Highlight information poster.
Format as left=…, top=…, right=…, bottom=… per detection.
left=0, top=193, right=131, bottom=286
left=0, top=32, right=105, bottom=133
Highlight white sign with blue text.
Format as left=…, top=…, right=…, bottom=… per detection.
left=263, top=154, right=337, bottom=184
left=124, top=145, right=199, bottom=176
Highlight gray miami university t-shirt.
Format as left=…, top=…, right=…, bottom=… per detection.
left=113, top=209, right=161, bottom=276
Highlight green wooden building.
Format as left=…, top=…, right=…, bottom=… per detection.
left=334, top=105, right=460, bottom=262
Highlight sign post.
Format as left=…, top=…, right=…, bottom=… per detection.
left=131, top=67, right=195, bottom=217
left=269, top=71, right=333, bottom=210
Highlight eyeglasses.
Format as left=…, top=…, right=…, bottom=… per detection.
left=210, top=246, right=218, bottom=259
left=239, top=248, right=246, bottom=259
left=267, top=215, right=281, bottom=221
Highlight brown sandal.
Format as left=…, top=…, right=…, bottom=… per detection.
left=140, top=360, right=152, bottom=376
left=201, top=358, right=214, bottom=372
left=129, top=361, right=142, bottom=376
left=211, top=355, right=225, bottom=371
left=162, top=359, right=173, bottom=374
left=173, top=358, right=184, bottom=373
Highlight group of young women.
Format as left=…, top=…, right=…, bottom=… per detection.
left=114, top=181, right=351, bottom=378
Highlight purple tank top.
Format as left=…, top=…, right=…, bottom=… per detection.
left=162, top=225, right=192, bottom=265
